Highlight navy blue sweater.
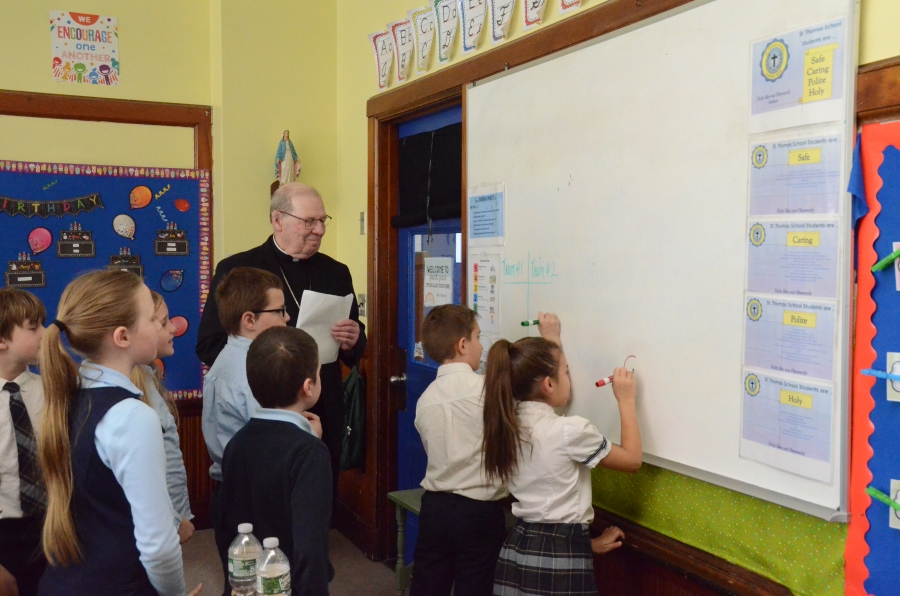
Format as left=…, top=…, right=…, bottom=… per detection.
left=221, top=418, right=334, bottom=595
left=39, top=387, right=156, bottom=596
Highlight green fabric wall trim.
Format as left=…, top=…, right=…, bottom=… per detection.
left=591, top=464, right=847, bottom=596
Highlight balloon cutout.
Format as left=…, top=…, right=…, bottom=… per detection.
left=113, top=214, right=136, bottom=240
left=174, top=199, right=190, bottom=212
left=28, top=227, right=52, bottom=254
left=153, top=358, right=165, bottom=379
left=170, top=316, right=189, bottom=338
left=160, top=270, right=184, bottom=292
left=130, top=186, right=152, bottom=210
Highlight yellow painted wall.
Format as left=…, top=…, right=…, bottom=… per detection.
left=0, top=116, right=195, bottom=169
left=860, top=0, right=900, bottom=64
left=0, top=1, right=210, bottom=104
left=214, top=1, right=338, bottom=261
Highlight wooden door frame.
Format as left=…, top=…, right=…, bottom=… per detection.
left=0, top=90, right=212, bottom=170
left=361, top=0, right=900, bottom=570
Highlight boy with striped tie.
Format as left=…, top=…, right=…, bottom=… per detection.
left=0, top=288, right=47, bottom=596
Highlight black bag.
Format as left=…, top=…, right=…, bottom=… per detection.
left=341, top=366, right=366, bottom=471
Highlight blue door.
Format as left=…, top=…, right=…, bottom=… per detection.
left=397, top=221, right=463, bottom=565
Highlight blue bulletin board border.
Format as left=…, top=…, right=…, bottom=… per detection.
left=0, top=159, right=211, bottom=400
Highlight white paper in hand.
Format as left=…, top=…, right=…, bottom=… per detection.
left=295, top=291, right=354, bottom=364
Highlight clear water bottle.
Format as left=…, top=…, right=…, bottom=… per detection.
left=228, top=523, right=262, bottom=595
left=256, top=537, right=291, bottom=596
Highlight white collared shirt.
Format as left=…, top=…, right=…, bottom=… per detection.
left=415, top=362, right=508, bottom=501
left=509, top=401, right=611, bottom=525
left=253, top=406, right=316, bottom=436
left=80, top=362, right=185, bottom=596
left=0, top=369, right=44, bottom=519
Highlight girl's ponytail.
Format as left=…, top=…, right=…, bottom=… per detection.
left=39, top=321, right=81, bottom=566
left=483, top=339, right=522, bottom=484
left=482, top=336, right=562, bottom=485
left=38, top=270, right=145, bottom=566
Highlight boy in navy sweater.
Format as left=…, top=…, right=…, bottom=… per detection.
left=220, top=326, right=333, bottom=595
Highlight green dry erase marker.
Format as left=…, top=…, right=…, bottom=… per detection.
left=871, top=247, right=900, bottom=272
left=521, top=320, right=539, bottom=327
left=866, top=487, right=900, bottom=512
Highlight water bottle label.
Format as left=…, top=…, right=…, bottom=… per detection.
left=256, top=572, right=290, bottom=595
left=228, top=557, right=257, bottom=579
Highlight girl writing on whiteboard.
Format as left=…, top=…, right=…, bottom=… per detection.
left=482, top=312, right=643, bottom=596
left=37, top=271, right=201, bottom=596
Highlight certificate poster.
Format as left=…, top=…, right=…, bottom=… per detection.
left=746, top=219, right=840, bottom=298
left=470, top=253, right=500, bottom=335
left=740, top=368, right=834, bottom=482
left=750, top=18, right=847, bottom=133
left=748, top=134, right=843, bottom=215
left=50, top=12, right=119, bottom=85
left=468, top=184, right=504, bottom=246
left=744, top=295, right=836, bottom=381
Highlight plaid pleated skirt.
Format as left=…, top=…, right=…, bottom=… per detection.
left=493, top=520, right=598, bottom=596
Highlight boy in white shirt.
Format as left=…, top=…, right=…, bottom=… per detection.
left=0, top=288, right=46, bottom=596
left=411, top=304, right=507, bottom=596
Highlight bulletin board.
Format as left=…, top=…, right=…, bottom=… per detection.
left=847, top=121, right=900, bottom=596
left=0, top=160, right=211, bottom=398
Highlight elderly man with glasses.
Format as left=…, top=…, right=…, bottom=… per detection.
left=197, top=182, right=366, bottom=517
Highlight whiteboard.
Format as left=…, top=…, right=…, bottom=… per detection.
left=466, top=0, right=858, bottom=520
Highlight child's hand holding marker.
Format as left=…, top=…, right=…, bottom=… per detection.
left=611, top=367, right=636, bottom=405
left=595, top=355, right=636, bottom=388
left=536, top=311, right=561, bottom=345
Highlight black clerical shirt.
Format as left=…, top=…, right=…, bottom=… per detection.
left=196, top=236, right=366, bottom=491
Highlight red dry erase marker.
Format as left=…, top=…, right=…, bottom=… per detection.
left=595, top=355, right=636, bottom=388
left=595, top=375, right=613, bottom=388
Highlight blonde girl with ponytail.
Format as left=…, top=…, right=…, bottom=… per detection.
left=38, top=270, right=202, bottom=596
left=130, top=291, right=195, bottom=545
left=483, top=312, right=643, bottom=596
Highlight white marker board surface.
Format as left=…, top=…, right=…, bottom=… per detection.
left=466, top=0, right=857, bottom=519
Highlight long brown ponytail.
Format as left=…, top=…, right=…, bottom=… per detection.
left=482, top=337, right=560, bottom=484
left=39, top=270, right=144, bottom=566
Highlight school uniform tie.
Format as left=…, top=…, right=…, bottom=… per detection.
left=4, top=382, right=47, bottom=516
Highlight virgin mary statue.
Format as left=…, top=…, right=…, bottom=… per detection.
left=275, top=130, right=301, bottom=186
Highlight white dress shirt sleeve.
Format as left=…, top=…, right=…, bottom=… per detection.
left=563, top=416, right=611, bottom=469
left=95, top=399, right=185, bottom=596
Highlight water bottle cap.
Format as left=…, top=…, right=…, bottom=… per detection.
left=238, top=523, right=253, bottom=534
left=263, top=537, right=279, bottom=549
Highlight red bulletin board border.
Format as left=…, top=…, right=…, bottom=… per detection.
left=845, top=121, right=900, bottom=596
